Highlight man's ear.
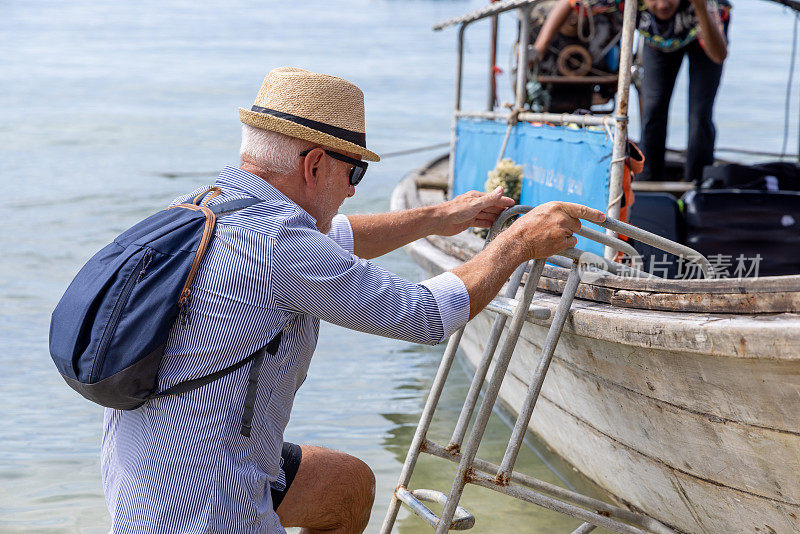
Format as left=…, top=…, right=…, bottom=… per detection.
left=301, top=148, right=325, bottom=190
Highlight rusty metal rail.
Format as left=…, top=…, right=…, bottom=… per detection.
left=380, top=208, right=711, bottom=533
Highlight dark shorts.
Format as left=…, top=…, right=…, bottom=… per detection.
left=271, top=442, right=302, bottom=510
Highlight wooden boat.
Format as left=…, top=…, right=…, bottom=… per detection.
left=393, top=156, right=800, bottom=533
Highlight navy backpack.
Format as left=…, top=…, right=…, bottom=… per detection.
left=49, top=187, right=280, bottom=436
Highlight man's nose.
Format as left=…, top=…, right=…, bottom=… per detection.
left=347, top=185, right=356, bottom=198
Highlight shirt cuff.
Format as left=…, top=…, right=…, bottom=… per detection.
left=419, top=272, right=470, bottom=342
left=327, top=214, right=355, bottom=254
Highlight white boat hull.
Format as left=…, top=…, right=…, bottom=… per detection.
left=397, top=173, right=800, bottom=534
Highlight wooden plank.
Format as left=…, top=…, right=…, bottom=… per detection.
left=519, top=292, right=800, bottom=361
left=426, top=250, right=800, bottom=361
left=535, top=274, right=800, bottom=313
left=516, top=336, right=799, bottom=501
left=528, top=394, right=800, bottom=534
left=424, top=228, right=800, bottom=312
left=525, top=296, right=800, bottom=426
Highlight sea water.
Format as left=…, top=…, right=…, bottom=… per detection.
left=1, top=1, right=798, bottom=532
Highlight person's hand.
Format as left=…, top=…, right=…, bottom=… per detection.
left=505, top=201, right=606, bottom=260
left=434, top=187, right=516, bottom=236
left=688, top=0, right=709, bottom=13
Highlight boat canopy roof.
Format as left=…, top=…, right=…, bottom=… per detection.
left=433, top=0, right=800, bottom=31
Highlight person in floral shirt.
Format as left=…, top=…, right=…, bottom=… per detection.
left=534, top=0, right=731, bottom=182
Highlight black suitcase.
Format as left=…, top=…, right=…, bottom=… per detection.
left=683, top=189, right=800, bottom=277
left=627, top=192, right=685, bottom=279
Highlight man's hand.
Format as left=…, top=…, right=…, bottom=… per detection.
left=505, top=201, right=606, bottom=260
left=452, top=201, right=605, bottom=320
left=434, top=187, right=516, bottom=236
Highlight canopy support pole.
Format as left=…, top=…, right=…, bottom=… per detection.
left=604, top=0, right=637, bottom=259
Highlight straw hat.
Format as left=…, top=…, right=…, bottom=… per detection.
left=239, top=67, right=380, bottom=162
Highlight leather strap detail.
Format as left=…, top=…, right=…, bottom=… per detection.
left=193, top=186, right=221, bottom=206
left=201, top=188, right=222, bottom=207
left=170, top=204, right=216, bottom=312
left=154, top=193, right=278, bottom=435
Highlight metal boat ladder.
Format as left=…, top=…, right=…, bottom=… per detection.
left=381, top=207, right=714, bottom=534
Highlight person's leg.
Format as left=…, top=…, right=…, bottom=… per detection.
left=685, top=39, right=724, bottom=182
left=639, top=44, right=684, bottom=181
left=276, top=445, right=375, bottom=533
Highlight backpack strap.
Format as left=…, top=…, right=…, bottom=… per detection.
left=240, top=330, right=282, bottom=437
left=168, top=194, right=261, bottom=323
left=154, top=190, right=269, bottom=435
left=209, top=197, right=261, bottom=216
left=190, top=187, right=261, bottom=215
left=150, top=329, right=283, bottom=436
left=193, top=187, right=222, bottom=206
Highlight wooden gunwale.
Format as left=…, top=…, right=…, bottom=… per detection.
left=402, top=157, right=800, bottom=313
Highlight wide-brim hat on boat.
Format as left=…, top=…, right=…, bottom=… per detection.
left=239, top=67, right=380, bottom=162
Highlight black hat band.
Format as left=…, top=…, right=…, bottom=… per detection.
left=250, top=106, right=366, bottom=148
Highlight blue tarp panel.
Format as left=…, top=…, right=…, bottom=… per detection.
left=453, top=118, right=613, bottom=256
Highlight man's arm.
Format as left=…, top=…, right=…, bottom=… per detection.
left=691, top=0, right=727, bottom=64
left=453, top=201, right=605, bottom=320
left=533, top=0, right=573, bottom=59
left=347, top=187, right=515, bottom=259
left=273, top=200, right=603, bottom=345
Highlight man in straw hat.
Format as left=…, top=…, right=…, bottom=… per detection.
left=101, top=67, right=604, bottom=533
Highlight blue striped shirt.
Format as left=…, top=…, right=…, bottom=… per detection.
left=101, top=166, right=470, bottom=533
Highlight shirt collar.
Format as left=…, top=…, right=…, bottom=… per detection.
left=214, top=165, right=317, bottom=225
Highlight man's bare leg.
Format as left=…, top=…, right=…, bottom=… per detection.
left=276, top=445, right=375, bottom=533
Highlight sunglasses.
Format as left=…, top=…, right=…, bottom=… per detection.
left=299, top=149, right=368, bottom=186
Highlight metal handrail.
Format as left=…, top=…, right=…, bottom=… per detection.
left=486, top=205, right=714, bottom=279
left=433, top=0, right=544, bottom=31
left=456, top=109, right=616, bottom=127
left=382, top=206, right=687, bottom=534
left=574, top=225, right=643, bottom=269
left=381, top=220, right=674, bottom=534
left=558, top=247, right=656, bottom=279
left=601, top=217, right=715, bottom=278
left=433, top=0, right=799, bottom=31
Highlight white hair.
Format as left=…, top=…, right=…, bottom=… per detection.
left=240, top=124, right=319, bottom=175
